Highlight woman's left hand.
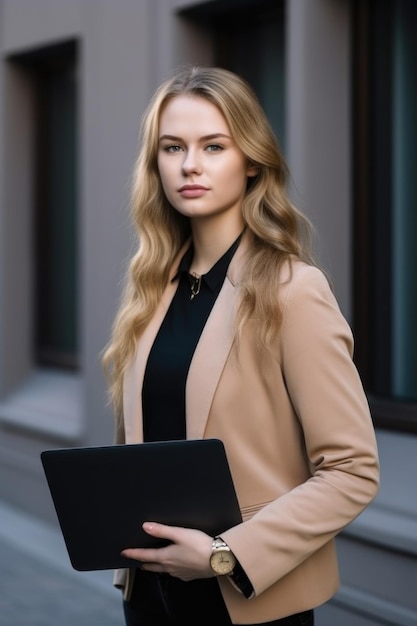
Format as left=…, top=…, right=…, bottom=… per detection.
left=121, top=522, right=215, bottom=581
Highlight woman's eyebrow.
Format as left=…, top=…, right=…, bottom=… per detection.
left=159, top=133, right=232, bottom=142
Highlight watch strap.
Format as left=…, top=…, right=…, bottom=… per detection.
left=229, top=562, right=255, bottom=599
left=215, top=537, right=254, bottom=599
left=212, top=537, right=228, bottom=550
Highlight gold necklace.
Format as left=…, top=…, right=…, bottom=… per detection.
left=189, top=272, right=202, bottom=300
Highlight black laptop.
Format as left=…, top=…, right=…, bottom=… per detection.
left=41, top=438, right=242, bottom=571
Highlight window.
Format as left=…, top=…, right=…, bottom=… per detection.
left=353, top=0, right=417, bottom=431
left=0, top=40, right=81, bottom=438
left=180, top=0, right=285, bottom=150
left=13, top=41, right=79, bottom=370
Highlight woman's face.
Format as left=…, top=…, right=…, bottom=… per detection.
left=157, top=95, right=257, bottom=224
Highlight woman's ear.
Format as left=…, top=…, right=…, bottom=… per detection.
left=246, top=162, right=260, bottom=178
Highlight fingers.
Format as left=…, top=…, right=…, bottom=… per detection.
left=142, top=521, right=182, bottom=541
left=121, top=546, right=162, bottom=562
left=121, top=524, right=213, bottom=579
left=120, top=523, right=173, bottom=563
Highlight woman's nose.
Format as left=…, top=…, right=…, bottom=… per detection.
left=182, top=150, right=202, bottom=175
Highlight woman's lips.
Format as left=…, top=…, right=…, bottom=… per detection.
left=178, top=185, right=209, bottom=198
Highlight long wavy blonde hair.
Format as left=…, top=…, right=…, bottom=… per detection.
left=102, top=66, right=317, bottom=420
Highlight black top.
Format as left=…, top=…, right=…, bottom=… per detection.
left=141, top=233, right=253, bottom=599
left=142, top=235, right=242, bottom=442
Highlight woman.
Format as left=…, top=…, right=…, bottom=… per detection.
left=102, top=66, right=379, bottom=626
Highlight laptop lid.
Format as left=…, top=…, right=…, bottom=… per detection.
left=41, top=438, right=242, bottom=571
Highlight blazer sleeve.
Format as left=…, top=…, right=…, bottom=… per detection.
left=221, top=265, right=379, bottom=596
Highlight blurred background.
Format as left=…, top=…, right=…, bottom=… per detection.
left=0, top=1, right=416, bottom=624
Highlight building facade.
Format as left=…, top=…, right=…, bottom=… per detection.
left=0, top=1, right=416, bottom=624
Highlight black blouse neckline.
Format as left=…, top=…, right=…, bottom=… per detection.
left=172, top=232, right=243, bottom=293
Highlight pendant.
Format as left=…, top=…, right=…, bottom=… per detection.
left=190, top=272, right=202, bottom=300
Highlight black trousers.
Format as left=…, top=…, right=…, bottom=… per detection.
left=123, top=570, right=314, bottom=626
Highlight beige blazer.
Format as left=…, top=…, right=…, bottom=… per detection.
left=114, top=238, right=379, bottom=624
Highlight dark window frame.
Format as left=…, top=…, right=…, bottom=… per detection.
left=352, top=0, right=417, bottom=433
left=179, top=0, right=286, bottom=147
left=8, top=40, right=79, bottom=371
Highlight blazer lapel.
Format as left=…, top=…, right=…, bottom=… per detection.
left=122, top=241, right=190, bottom=442
left=185, top=238, right=247, bottom=439
left=185, top=277, right=238, bottom=439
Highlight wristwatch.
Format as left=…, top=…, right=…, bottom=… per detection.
left=209, top=537, right=236, bottom=575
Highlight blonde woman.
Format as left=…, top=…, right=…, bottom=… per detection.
left=103, top=66, right=379, bottom=626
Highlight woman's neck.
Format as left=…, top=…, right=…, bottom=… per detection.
left=189, top=215, right=244, bottom=275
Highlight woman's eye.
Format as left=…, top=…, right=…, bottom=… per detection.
left=164, top=145, right=183, bottom=153
left=206, top=144, right=223, bottom=152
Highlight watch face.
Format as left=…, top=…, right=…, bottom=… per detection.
left=210, top=549, right=236, bottom=575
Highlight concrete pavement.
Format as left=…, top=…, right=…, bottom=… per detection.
left=0, top=501, right=124, bottom=626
